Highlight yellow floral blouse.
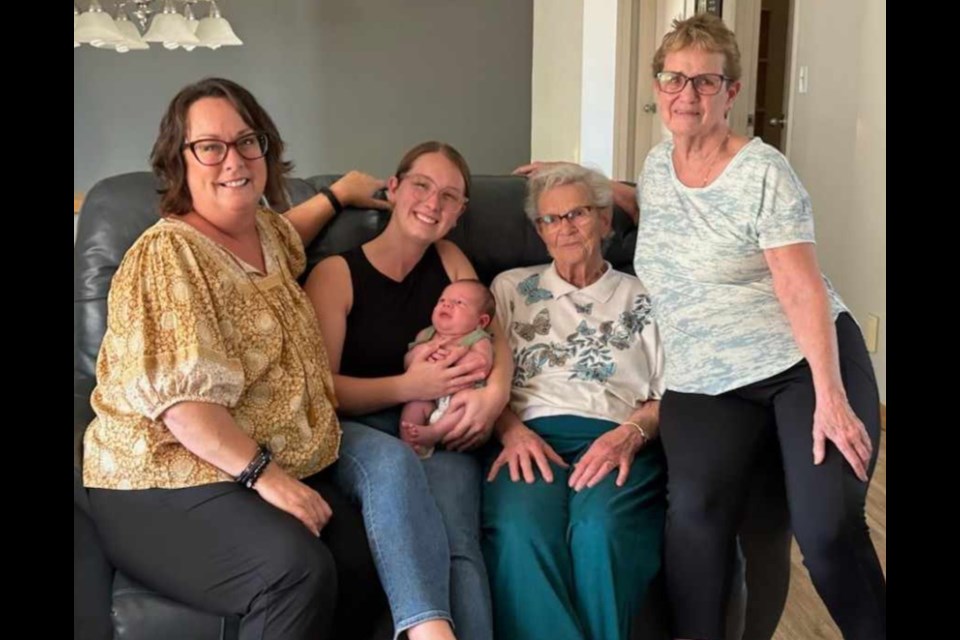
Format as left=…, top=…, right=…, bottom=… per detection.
left=82, top=210, right=341, bottom=489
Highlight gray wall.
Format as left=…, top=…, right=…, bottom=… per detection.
left=74, top=0, right=533, bottom=192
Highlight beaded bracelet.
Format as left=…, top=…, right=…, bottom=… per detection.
left=236, top=445, right=272, bottom=489
left=623, top=421, right=649, bottom=443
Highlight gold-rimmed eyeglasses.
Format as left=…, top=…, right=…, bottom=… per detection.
left=401, top=173, right=468, bottom=213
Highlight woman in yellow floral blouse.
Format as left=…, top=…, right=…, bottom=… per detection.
left=81, top=77, right=393, bottom=640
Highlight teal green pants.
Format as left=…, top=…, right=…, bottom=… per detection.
left=481, top=415, right=666, bottom=640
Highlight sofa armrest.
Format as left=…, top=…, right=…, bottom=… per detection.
left=112, top=572, right=239, bottom=640
left=75, top=373, right=96, bottom=514
left=75, top=375, right=95, bottom=471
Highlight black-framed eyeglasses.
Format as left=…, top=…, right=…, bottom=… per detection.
left=534, top=206, right=597, bottom=229
left=655, top=71, right=731, bottom=95
left=183, top=132, right=269, bottom=166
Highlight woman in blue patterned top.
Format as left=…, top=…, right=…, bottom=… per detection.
left=520, top=13, right=885, bottom=640
left=483, top=164, right=667, bottom=640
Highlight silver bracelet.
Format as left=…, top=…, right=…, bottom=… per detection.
left=623, top=421, right=648, bottom=443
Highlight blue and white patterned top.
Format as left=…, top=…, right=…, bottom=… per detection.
left=491, top=262, right=665, bottom=424
left=634, top=137, right=849, bottom=395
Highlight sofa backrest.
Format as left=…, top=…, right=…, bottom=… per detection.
left=74, top=172, right=638, bottom=391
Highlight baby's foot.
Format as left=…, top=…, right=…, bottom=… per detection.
left=401, top=422, right=438, bottom=458
left=400, top=421, right=419, bottom=444
left=401, top=420, right=444, bottom=448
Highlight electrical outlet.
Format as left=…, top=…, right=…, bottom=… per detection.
left=864, top=314, right=880, bottom=353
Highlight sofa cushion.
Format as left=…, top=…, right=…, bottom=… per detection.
left=111, top=571, right=239, bottom=640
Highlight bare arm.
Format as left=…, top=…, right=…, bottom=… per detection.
left=483, top=318, right=513, bottom=406
left=623, top=399, right=661, bottom=442
left=284, top=172, right=390, bottom=247
left=611, top=181, right=639, bottom=225
left=568, top=400, right=659, bottom=491
left=162, top=401, right=259, bottom=477
left=304, top=254, right=485, bottom=415
left=162, top=402, right=332, bottom=535
left=766, top=242, right=872, bottom=481
left=457, top=339, right=494, bottom=379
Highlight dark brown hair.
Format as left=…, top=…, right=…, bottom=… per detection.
left=394, top=141, right=472, bottom=199
left=150, top=77, right=293, bottom=215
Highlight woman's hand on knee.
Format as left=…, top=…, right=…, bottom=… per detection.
left=568, top=425, right=639, bottom=491
left=255, top=464, right=333, bottom=536
left=813, top=391, right=873, bottom=482
left=487, top=423, right=567, bottom=484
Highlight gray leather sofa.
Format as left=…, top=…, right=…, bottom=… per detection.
left=74, top=171, right=791, bottom=640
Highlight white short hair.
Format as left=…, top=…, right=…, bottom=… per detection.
left=524, top=164, right=614, bottom=223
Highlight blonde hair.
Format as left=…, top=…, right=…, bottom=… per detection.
left=652, top=12, right=742, bottom=81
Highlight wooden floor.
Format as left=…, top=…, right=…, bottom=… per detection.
left=772, top=421, right=886, bottom=639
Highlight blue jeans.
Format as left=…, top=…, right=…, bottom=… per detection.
left=333, top=409, right=492, bottom=640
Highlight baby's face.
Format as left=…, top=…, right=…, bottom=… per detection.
left=432, top=283, right=488, bottom=335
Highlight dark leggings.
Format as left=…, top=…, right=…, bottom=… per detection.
left=88, top=470, right=386, bottom=640
left=661, top=313, right=885, bottom=640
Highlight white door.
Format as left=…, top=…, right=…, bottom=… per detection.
left=729, top=0, right=796, bottom=154
left=613, top=0, right=677, bottom=180
left=614, top=0, right=798, bottom=177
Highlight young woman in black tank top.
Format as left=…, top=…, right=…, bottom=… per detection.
left=306, top=142, right=511, bottom=449
left=304, top=142, right=511, bottom=640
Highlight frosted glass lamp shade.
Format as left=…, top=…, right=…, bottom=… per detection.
left=196, top=17, right=243, bottom=48
left=75, top=9, right=125, bottom=47
left=143, top=13, right=200, bottom=47
left=116, top=17, right=150, bottom=51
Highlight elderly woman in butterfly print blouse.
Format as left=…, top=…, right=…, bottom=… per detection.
left=481, top=164, right=666, bottom=640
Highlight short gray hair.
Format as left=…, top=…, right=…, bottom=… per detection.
left=524, top=164, right=614, bottom=223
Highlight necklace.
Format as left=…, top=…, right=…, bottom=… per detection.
left=700, top=130, right=730, bottom=187
left=676, top=130, right=731, bottom=187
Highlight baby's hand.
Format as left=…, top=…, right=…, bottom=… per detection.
left=427, top=346, right=452, bottom=363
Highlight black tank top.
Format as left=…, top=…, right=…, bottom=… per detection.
left=340, top=244, right=451, bottom=378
